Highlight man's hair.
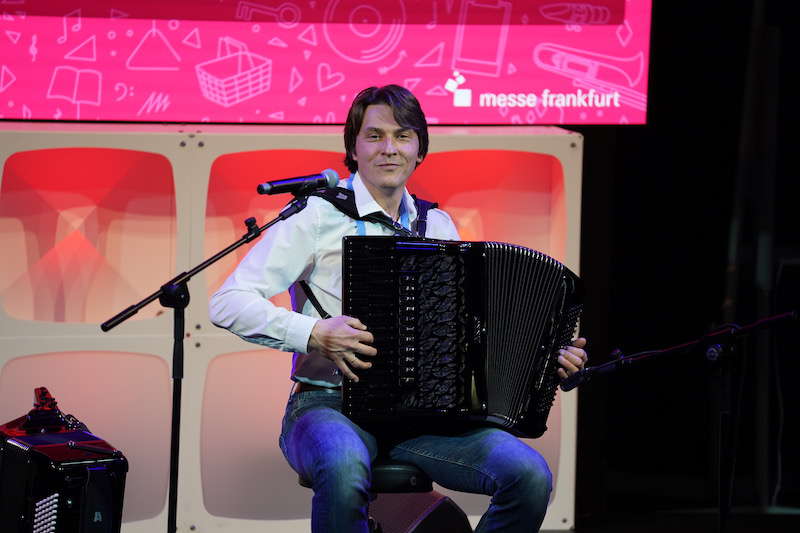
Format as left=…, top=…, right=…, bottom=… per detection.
left=343, top=85, right=429, bottom=174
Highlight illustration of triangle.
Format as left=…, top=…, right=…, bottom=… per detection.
left=269, top=37, right=288, bottom=48
left=404, top=78, right=421, bottom=91
left=183, top=27, right=201, bottom=49
left=0, top=65, right=16, bottom=92
left=298, top=25, right=317, bottom=46
left=5, top=30, right=20, bottom=45
left=127, top=27, right=181, bottom=70
left=110, top=9, right=129, bottom=18
left=289, top=67, right=303, bottom=93
left=425, top=85, right=449, bottom=96
left=415, top=42, right=444, bottom=67
left=65, top=36, right=97, bottom=61
left=269, top=111, right=285, bottom=120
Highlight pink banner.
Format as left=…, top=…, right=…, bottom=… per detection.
left=0, top=0, right=650, bottom=124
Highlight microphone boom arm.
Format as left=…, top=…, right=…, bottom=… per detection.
left=560, top=311, right=797, bottom=391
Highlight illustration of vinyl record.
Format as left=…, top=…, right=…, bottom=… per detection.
left=323, top=0, right=406, bottom=64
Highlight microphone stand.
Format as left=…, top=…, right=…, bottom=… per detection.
left=560, top=311, right=796, bottom=392
left=562, top=311, right=797, bottom=533
left=100, top=193, right=311, bottom=533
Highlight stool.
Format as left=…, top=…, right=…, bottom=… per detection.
left=298, top=458, right=434, bottom=532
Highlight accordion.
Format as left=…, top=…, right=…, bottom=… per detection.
left=0, top=388, right=128, bottom=533
left=342, top=236, right=583, bottom=438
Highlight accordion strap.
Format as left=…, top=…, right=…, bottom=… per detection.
left=309, top=187, right=438, bottom=237
left=298, top=280, right=331, bottom=319
left=299, top=187, right=439, bottom=319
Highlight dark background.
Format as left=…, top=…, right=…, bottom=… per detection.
left=572, top=1, right=798, bottom=531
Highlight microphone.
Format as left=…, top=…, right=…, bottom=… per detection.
left=256, top=169, right=339, bottom=195
left=560, top=368, right=589, bottom=392
left=705, top=343, right=724, bottom=362
left=560, top=348, right=626, bottom=391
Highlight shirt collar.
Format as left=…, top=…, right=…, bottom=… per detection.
left=350, top=172, right=418, bottom=222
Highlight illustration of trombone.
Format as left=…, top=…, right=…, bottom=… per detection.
left=533, top=42, right=647, bottom=110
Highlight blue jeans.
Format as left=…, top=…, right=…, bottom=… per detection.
left=279, top=390, right=552, bottom=533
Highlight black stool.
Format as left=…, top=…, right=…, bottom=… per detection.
left=298, top=458, right=434, bottom=532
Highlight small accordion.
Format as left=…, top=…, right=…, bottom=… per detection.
left=342, top=236, right=583, bottom=439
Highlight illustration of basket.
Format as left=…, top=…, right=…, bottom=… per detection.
left=196, top=37, right=272, bottom=107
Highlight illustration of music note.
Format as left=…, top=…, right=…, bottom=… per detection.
left=57, top=9, right=82, bottom=44
left=29, top=35, right=38, bottom=62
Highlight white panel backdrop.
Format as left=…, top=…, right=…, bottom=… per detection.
left=0, top=122, right=582, bottom=532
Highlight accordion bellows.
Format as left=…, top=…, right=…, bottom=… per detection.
left=342, top=237, right=583, bottom=438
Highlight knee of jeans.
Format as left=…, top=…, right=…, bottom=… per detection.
left=497, top=454, right=553, bottom=503
left=313, top=449, right=371, bottom=497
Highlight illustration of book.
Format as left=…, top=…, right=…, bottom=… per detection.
left=47, top=65, right=101, bottom=105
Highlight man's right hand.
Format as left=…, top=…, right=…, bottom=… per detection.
left=307, top=315, right=377, bottom=381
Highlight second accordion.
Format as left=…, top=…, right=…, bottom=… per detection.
left=342, top=236, right=583, bottom=438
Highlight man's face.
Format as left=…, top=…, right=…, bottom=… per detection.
left=351, top=104, right=422, bottom=197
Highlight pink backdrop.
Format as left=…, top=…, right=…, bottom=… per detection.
left=0, top=0, right=651, bottom=124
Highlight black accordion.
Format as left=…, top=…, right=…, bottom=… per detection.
left=342, top=236, right=583, bottom=438
left=0, top=388, right=127, bottom=533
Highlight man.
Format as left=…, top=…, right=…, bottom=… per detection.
left=209, top=85, right=588, bottom=532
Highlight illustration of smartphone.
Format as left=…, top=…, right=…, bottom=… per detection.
left=452, top=0, right=512, bottom=78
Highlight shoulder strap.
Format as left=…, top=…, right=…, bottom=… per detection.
left=411, top=194, right=438, bottom=238
left=310, top=187, right=438, bottom=237
left=309, top=187, right=360, bottom=219
left=310, top=188, right=406, bottom=234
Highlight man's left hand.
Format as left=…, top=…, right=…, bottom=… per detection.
left=557, top=337, right=588, bottom=380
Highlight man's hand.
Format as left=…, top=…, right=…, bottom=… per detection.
left=556, top=337, right=588, bottom=381
left=307, top=315, right=377, bottom=381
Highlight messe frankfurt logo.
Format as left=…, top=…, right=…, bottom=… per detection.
left=444, top=71, right=621, bottom=110
left=445, top=71, right=472, bottom=107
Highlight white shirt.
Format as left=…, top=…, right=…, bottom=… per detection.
left=209, top=172, right=460, bottom=386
